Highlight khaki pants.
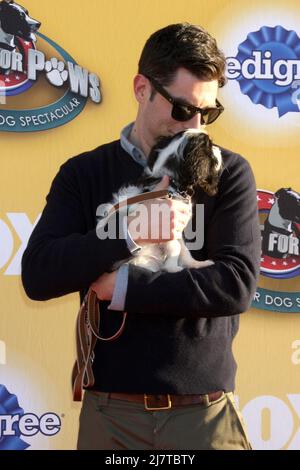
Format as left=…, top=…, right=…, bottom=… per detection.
left=77, top=391, right=252, bottom=450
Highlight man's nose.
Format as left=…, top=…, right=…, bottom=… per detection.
left=183, top=112, right=202, bottom=130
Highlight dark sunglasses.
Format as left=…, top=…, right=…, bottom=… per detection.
left=145, top=75, right=224, bottom=125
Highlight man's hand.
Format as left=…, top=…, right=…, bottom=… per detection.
left=127, top=175, right=192, bottom=245
left=90, top=271, right=117, bottom=301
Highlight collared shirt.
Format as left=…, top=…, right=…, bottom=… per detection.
left=120, top=122, right=147, bottom=168
left=108, top=123, right=144, bottom=311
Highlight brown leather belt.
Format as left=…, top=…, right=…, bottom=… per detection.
left=89, top=390, right=224, bottom=411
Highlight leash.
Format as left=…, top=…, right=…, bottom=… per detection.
left=72, top=189, right=170, bottom=401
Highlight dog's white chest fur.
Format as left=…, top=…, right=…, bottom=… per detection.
left=98, top=129, right=221, bottom=273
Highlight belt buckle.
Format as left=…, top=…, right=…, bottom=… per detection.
left=144, top=394, right=172, bottom=411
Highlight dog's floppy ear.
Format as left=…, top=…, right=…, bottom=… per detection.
left=147, top=147, right=159, bottom=171
left=147, top=135, right=175, bottom=171
left=275, top=188, right=291, bottom=198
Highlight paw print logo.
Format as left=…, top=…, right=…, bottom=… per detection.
left=45, top=58, right=69, bottom=87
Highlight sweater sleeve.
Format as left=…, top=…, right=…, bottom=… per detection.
left=124, top=155, right=261, bottom=318
left=21, top=160, right=133, bottom=301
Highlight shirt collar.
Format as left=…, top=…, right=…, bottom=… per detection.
left=120, top=122, right=147, bottom=168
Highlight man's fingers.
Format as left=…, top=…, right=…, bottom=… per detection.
left=154, top=175, right=170, bottom=191
left=173, top=201, right=192, bottom=217
left=171, top=198, right=192, bottom=215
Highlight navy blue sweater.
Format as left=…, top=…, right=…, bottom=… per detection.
left=21, top=140, right=261, bottom=394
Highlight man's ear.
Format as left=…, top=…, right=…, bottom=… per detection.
left=133, top=74, right=150, bottom=104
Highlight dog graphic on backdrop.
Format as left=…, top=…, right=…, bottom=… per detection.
left=0, top=0, right=40, bottom=51
left=262, top=187, right=300, bottom=258
left=97, top=129, right=222, bottom=273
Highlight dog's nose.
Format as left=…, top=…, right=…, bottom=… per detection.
left=28, top=19, right=41, bottom=29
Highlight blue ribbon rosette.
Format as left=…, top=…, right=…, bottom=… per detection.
left=0, top=384, right=29, bottom=450
left=236, top=25, right=300, bottom=116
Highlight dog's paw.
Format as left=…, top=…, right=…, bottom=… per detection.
left=45, top=58, right=68, bottom=87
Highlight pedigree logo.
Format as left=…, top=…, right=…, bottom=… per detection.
left=0, top=0, right=101, bottom=132
left=0, top=384, right=61, bottom=450
left=226, top=25, right=300, bottom=117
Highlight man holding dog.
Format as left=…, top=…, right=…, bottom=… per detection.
left=22, top=23, right=261, bottom=450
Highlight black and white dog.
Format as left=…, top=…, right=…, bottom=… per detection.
left=262, top=187, right=300, bottom=258
left=0, top=0, right=40, bottom=51
left=97, top=129, right=222, bottom=273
